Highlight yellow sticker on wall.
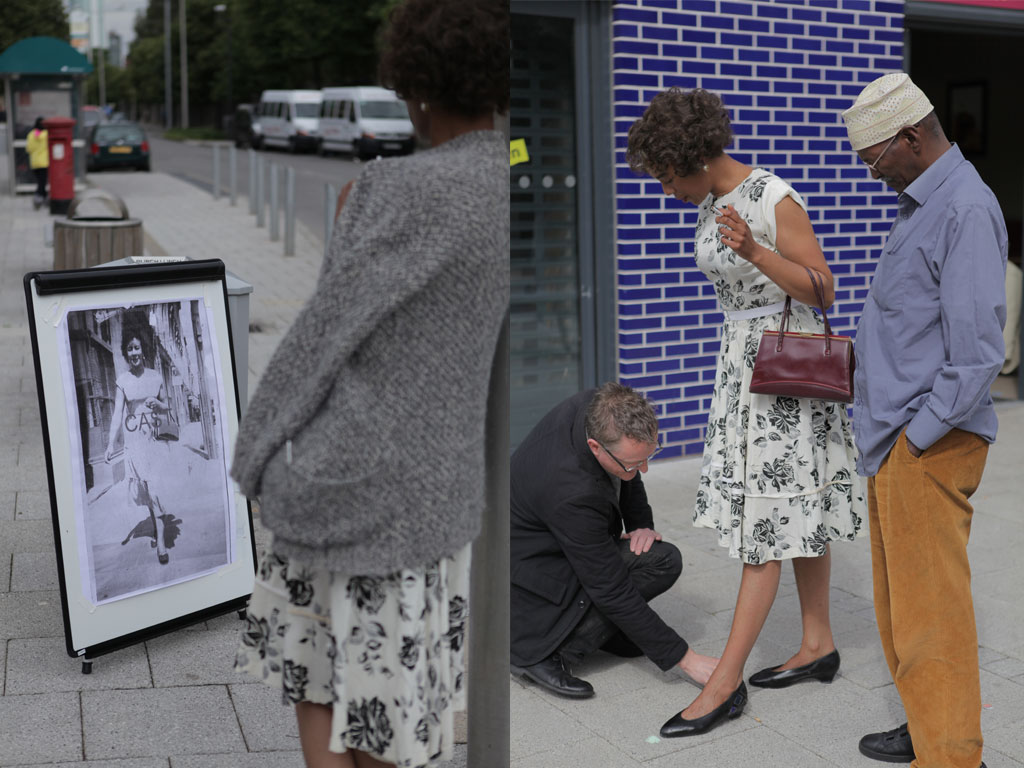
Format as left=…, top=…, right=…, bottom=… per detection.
left=510, top=138, right=529, bottom=166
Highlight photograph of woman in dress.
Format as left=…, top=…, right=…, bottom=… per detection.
left=63, top=301, right=234, bottom=604
left=625, top=87, right=868, bottom=738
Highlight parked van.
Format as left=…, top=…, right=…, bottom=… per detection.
left=318, top=86, right=415, bottom=159
left=254, top=90, right=322, bottom=152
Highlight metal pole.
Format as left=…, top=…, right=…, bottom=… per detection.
left=212, top=144, right=220, bottom=200
left=179, top=0, right=189, bottom=129
left=285, top=166, right=295, bottom=256
left=163, top=0, right=172, bottom=130
left=248, top=148, right=256, bottom=215
left=467, top=310, right=510, bottom=767
left=256, top=154, right=265, bottom=228
left=324, top=182, right=337, bottom=254
left=229, top=145, right=237, bottom=206
left=269, top=163, right=279, bottom=241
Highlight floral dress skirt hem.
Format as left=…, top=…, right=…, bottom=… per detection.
left=234, top=539, right=470, bottom=768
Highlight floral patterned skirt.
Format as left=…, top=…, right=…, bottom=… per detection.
left=693, top=309, right=867, bottom=564
left=235, top=539, right=470, bottom=767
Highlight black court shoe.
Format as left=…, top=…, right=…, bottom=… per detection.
left=659, top=682, right=747, bottom=738
left=748, top=649, right=840, bottom=689
left=510, top=653, right=594, bottom=699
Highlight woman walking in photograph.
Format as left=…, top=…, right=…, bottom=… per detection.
left=231, top=1, right=508, bottom=766
left=625, top=87, right=867, bottom=737
left=105, top=309, right=175, bottom=567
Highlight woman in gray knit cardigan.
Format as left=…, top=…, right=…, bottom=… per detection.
left=231, top=2, right=509, bottom=767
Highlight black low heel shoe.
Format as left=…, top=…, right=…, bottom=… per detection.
left=659, top=682, right=747, bottom=738
left=748, top=649, right=840, bottom=689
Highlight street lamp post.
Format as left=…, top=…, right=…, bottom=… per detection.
left=214, top=5, right=234, bottom=129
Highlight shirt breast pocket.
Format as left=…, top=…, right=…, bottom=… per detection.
left=871, top=248, right=910, bottom=312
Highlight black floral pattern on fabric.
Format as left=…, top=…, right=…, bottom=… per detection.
left=347, top=697, right=395, bottom=755
left=349, top=576, right=388, bottom=614
left=690, top=169, right=867, bottom=564
left=282, top=659, right=310, bottom=703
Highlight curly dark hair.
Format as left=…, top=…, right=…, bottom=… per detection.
left=585, top=382, right=659, bottom=447
left=120, top=309, right=155, bottom=368
left=378, top=0, right=509, bottom=117
left=625, top=87, right=733, bottom=178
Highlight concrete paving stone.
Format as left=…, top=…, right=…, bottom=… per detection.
left=978, top=668, right=1024, bottom=732
left=510, top=685, right=591, bottom=763
left=0, top=691, right=82, bottom=764
left=831, top=623, right=888, bottom=673
left=0, top=461, right=46, bottom=494
left=839, top=656, right=897, bottom=691
left=5, top=636, right=152, bottom=694
left=982, top=655, right=1024, bottom=680
left=979, top=645, right=1008, bottom=666
left=170, top=753, right=305, bottom=768
left=645, top=721, right=839, bottom=768
left=14, top=489, right=51, bottom=520
left=985, top=720, right=1024, bottom=766
left=227, top=682, right=303, bottom=753
left=10, top=550, right=59, bottom=592
left=0, top=590, right=64, bottom=640
left=82, top=686, right=246, bottom=760
left=0, top=635, right=7, bottom=692
left=147, top=628, right=246, bottom=687
left=750, top=677, right=905, bottom=767
left=0, top=518, right=56, bottom=557
left=0, top=372, right=20, bottom=395
left=976, top=593, right=1024, bottom=656
left=511, top=736, right=642, bottom=768
left=7, top=760, right=169, bottom=768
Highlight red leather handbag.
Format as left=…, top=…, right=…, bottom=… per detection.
left=748, top=267, right=854, bottom=403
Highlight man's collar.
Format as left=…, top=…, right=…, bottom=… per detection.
left=901, top=143, right=964, bottom=207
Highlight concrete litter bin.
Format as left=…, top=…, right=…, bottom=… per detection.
left=53, top=189, right=144, bottom=270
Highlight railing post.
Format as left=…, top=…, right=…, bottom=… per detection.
left=212, top=144, right=221, bottom=200
left=229, top=145, right=237, bottom=206
left=256, top=154, right=265, bottom=228
left=247, top=148, right=256, bottom=215
left=269, top=162, right=279, bottom=242
left=324, top=182, right=338, bottom=255
left=285, top=166, right=295, bottom=256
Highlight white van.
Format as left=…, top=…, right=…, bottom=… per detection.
left=318, top=86, right=415, bottom=159
left=254, top=90, right=322, bottom=152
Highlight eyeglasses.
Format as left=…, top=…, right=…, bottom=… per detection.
left=864, top=131, right=900, bottom=173
left=598, top=440, right=662, bottom=473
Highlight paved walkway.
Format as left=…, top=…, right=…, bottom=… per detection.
left=0, top=166, right=468, bottom=767
left=512, top=406, right=1024, bottom=766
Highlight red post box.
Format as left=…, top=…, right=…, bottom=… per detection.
left=43, top=117, right=77, bottom=215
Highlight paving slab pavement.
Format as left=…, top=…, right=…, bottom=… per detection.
left=511, top=403, right=1024, bottom=767
left=0, top=166, right=468, bottom=767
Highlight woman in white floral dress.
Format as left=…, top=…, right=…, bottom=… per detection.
left=626, top=87, right=866, bottom=738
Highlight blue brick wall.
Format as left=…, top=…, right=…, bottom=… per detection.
left=612, top=0, right=903, bottom=460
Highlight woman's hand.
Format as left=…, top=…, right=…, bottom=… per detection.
left=144, top=396, right=162, bottom=411
left=716, top=204, right=759, bottom=262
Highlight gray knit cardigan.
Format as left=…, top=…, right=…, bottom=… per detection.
left=231, top=130, right=509, bottom=575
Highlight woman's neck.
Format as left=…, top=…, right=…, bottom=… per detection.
left=427, top=109, right=494, bottom=148
left=707, top=153, right=753, bottom=198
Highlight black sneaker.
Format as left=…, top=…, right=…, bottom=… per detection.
left=858, top=722, right=913, bottom=763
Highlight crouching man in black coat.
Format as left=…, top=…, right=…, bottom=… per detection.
left=511, top=382, right=718, bottom=698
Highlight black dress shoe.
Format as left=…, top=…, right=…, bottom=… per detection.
left=659, top=682, right=747, bottom=738
left=749, top=649, right=840, bottom=689
left=858, top=722, right=914, bottom=763
left=510, top=653, right=594, bottom=699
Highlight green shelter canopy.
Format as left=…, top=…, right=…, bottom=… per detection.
left=0, top=36, right=92, bottom=75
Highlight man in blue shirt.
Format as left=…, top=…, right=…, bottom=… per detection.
left=842, top=73, right=1006, bottom=768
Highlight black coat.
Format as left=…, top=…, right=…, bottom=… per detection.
left=510, top=390, right=689, bottom=671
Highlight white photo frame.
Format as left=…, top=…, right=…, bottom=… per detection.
left=24, top=260, right=256, bottom=661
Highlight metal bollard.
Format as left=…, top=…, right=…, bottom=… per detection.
left=229, top=146, right=237, bottom=206
left=247, top=149, right=256, bottom=215
left=269, top=163, right=279, bottom=242
left=324, top=182, right=337, bottom=255
left=285, top=167, right=295, bottom=256
left=256, top=154, right=265, bottom=228
left=213, top=144, right=221, bottom=200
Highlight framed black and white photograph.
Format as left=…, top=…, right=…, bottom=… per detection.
left=947, top=81, right=987, bottom=155
left=24, top=260, right=256, bottom=661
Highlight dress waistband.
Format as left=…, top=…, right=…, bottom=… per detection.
left=722, top=300, right=788, bottom=321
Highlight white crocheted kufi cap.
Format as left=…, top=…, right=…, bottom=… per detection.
left=842, top=72, right=934, bottom=151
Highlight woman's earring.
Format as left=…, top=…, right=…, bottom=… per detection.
left=702, top=164, right=709, bottom=172
left=420, top=102, right=429, bottom=113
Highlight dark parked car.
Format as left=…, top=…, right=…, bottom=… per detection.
left=231, top=103, right=261, bottom=149
left=87, top=122, right=150, bottom=172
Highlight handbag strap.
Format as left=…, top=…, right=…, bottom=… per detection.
left=775, top=267, right=834, bottom=356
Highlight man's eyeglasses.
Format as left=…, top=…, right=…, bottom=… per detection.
left=598, top=440, right=662, bottom=473
left=864, top=131, right=900, bottom=173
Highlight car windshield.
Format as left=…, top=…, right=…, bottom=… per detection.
left=359, top=100, right=407, bottom=119
left=294, top=103, right=320, bottom=118
left=95, top=126, right=144, bottom=143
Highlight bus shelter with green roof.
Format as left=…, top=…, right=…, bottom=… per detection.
left=0, top=36, right=93, bottom=195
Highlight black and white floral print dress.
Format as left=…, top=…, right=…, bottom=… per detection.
left=692, top=168, right=866, bottom=564
left=235, top=540, right=470, bottom=767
